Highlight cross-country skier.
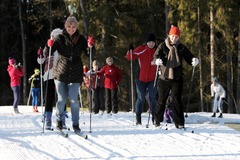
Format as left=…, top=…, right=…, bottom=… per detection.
left=46, top=16, right=93, bottom=133
left=153, top=25, right=199, bottom=129
left=28, top=68, right=41, bottom=112
left=96, top=57, right=122, bottom=114
left=37, top=28, right=68, bottom=130
left=125, top=33, right=158, bottom=125
left=210, top=77, right=226, bottom=118
left=83, top=60, right=105, bottom=114
left=7, top=57, right=24, bottom=114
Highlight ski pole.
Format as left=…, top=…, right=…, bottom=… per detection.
left=130, top=49, right=134, bottom=125
left=185, top=66, right=196, bottom=117
left=153, top=65, right=159, bottom=87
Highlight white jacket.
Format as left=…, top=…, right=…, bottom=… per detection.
left=210, top=83, right=226, bottom=99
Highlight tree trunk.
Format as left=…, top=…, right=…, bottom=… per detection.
left=198, top=0, right=204, bottom=112
left=18, top=0, right=27, bottom=104
left=79, top=0, right=89, bottom=35
left=237, top=7, right=240, bottom=113
left=210, top=5, right=215, bottom=80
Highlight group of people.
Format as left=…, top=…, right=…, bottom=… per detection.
left=83, top=57, right=122, bottom=115
left=7, top=15, right=226, bottom=131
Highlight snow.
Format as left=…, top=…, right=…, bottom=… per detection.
left=1, top=105, right=240, bottom=160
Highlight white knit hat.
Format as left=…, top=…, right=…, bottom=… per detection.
left=50, top=28, right=62, bottom=39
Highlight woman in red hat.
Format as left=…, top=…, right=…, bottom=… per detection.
left=7, top=57, right=24, bottom=114
left=153, top=25, right=199, bottom=129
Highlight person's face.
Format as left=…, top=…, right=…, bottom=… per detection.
left=93, top=65, right=98, bottom=71
left=107, top=61, right=113, bottom=66
left=169, top=35, right=179, bottom=44
left=146, top=41, right=156, bottom=49
left=65, top=22, right=77, bottom=36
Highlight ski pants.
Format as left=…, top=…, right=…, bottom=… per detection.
left=11, top=86, right=20, bottom=109
left=135, top=79, right=157, bottom=116
left=31, top=88, right=40, bottom=106
left=212, top=96, right=223, bottom=113
left=155, top=78, right=184, bottom=126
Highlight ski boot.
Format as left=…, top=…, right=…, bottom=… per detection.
left=211, top=112, right=216, bottom=117
left=45, top=112, right=52, bottom=130
left=218, top=113, right=223, bottom=118
left=136, top=114, right=142, bottom=125
left=73, top=124, right=81, bottom=133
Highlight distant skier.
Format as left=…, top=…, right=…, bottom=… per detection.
left=210, top=77, right=226, bottom=118
left=7, top=57, right=24, bottom=114
left=28, top=68, right=41, bottom=112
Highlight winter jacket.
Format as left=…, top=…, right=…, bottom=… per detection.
left=7, top=65, right=24, bottom=87
left=84, top=69, right=105, bottom=89
left=125, top=44, right=156, bottom=82
left=153, top=41, right=194, bottom=80
left=29, top=74, right=41, bottom=88
left=37, top=46, right=59, bottom=81
left=211, top=83, right=226, bottom=99
left=98, top=64, right=122, bottom=89
left=51, top=29, right=89, bottom=83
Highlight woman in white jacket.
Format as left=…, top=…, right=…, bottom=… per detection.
left=210, top=77, right=226, bottom=118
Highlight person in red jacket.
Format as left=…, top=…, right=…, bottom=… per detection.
left=83, top=60, right=105, bottom=114
left=125, top=33, right=158, bottom=125
left=7, top=57, right=24, bottom=114
left=96, top=57, right=122, bottom=114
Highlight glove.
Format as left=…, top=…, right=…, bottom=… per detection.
left=222, top=98, right=225, bottom=101
left=191, top=57, right=199, bottom=67
left=47, top=39, right=54, bottom=47
left=37, top=47, right=43, bottom=57
left=211, top=96, right=214, bottom=101
left=88, top=36, right=94, bottom=48
left=83, top=65, right=89, bottom=74
left=129, top=43, right=134, bottom=51
left=155, top=58, right=163, bottom=66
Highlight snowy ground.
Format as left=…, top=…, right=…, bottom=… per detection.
left=0, top=105, right=240, bottom=160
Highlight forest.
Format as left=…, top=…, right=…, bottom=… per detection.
left=0, top=0, right=240, bottom=114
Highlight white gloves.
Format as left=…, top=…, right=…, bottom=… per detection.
left=191, top=57, right=199, bottom=67
left=155, top=58, right=163, bottom=66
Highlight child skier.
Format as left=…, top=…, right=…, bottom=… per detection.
left=28, top=68, right=41, bottom=112
left=210, top=77, right=226, bottom=118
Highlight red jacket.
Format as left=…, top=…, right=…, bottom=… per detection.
left=84, top=70, right=105, bottom=89
left=98, top=64, right=122, bottom=89
left=125, top=44, right=156, bottom=82
left=7, top=65, right=24, bottom=87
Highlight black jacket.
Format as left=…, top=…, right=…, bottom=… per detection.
left=154, top=41, right=194, bottom=80
left=51, top=29, right=89, bottom=83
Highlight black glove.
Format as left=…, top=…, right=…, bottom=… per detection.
left=211, top=96, right=214, bottom=101
left=129, top=43, right=134, bottom=51
left=222, top=98, right=225, bottom=101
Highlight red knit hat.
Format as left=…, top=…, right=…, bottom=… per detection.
left=169, top=25, right=180, bottom=37
left=8, top=57, right=16, bottom=65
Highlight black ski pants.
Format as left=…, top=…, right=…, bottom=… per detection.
left=155, top=78, right=185, bottom=127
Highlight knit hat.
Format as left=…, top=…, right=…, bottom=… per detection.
left=145, top=33, right=156, bottom=42
left=8, top=57, right=16, bottom=65
left=34, top=68, right=40, bottom=74
left=65, top=16, right=78, bottom=28
left=106, top=57, right=113, bottom=64
left=212, top=77, right=218, bottom=83
left=169, top=25, right=180, bottom=37
left=51, top=28, right=62, bottom=39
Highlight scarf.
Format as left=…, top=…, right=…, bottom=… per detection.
left=163, top=37, right=181, bottom=79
